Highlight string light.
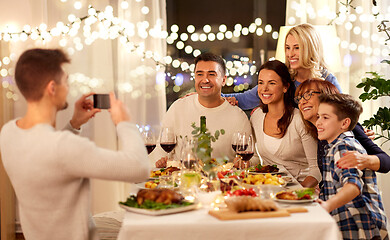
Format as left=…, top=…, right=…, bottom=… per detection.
left=2, top=2, right=389, bottom=100
left=290, top=1, right=390, bottom=57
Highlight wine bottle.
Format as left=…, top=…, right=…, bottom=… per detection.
left=200, top=116, right=206, bottom=133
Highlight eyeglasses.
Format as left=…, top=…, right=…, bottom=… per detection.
left=294, top=91, right=321, bottom=104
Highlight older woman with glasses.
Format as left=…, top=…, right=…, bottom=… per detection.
left=295, top=79, right=390, bottom=173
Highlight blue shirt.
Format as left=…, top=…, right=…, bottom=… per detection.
left=222, top=71, right=342, bottom=110
left=319, top=131, right=388, bottom=240
left=318, top=123, right=390, bottom=174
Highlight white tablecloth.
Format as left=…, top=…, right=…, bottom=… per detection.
left=117, top=202, right=341, bottom=240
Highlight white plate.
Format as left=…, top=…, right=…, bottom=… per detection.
left=135, top=182, right=179, bottom=190
left=281, top=176, right=293, bottom=184
left=248, top=171, right=287, bottom=176
left=135, top=182, right=150, bottom=189
left=274, top=198, right=315, bottom=204
left=119, top=202, right=198, bottom=216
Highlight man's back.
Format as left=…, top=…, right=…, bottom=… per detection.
left=1, top=120, right=149, bottom=240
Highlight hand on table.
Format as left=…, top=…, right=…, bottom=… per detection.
left=108, top=92, right=130, bottom=125
left=70, top=93, right=101, bottom=129
left=155, top=157, right=168, bottom=168
left=316, top=199, right=332, bottom=213
left=233, top=156, right=245, bottom=169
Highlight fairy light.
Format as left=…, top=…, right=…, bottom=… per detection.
left=176, top=41, right=184, bottom=49
left=4, top=1, right=387, bottom=100
left=264, top=24, right=272, bottom=33
left=291, top=0, right=390, bottom=62
left=187, top=25, right=195, bottom=33
left=248, top=23, right=256, bottom=33
left=199, top=33, right=207, bottom=42
left=241, top=27, right=249, bottom=35
left=184, top=45, right=193, bottom=54
left=141, top=6, right=149, bottom=15
left=216, top=32, right=224, bottom=40
left=256, top=28, right=263, bottom=36
left=255, top=18, right=262, bottom=26
left=225, top=31, right=233, bottom=39
left=219, top=24, right=227, bottom=32
left=208, top=33, right=216, bottom=41
left=74, top=1, right=82, bottom=10
left=170, top=24, right=179, bottom=33
left=190, top=33, right=199, bottom=41
left=180, top=33, right=188, bottom=41
left=193, top=49, right=201, bottom=57
left=272, top=31, right=279, bottom=39
left=120, top=1, right=129, bottom=10
left=203, top=25, right=211, bottom=33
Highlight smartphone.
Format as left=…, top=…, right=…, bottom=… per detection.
left=93, top=94, right=110, bottom=109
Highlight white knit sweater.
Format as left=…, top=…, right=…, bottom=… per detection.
left=152, top=94, right=254, bottom=164
left=0, top=120, right=150, bottom=240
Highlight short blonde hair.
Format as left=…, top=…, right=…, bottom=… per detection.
left=285, top=23, right=327, bottom=80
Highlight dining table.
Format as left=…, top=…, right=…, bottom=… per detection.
left=117, top=166, right=341, bottom=240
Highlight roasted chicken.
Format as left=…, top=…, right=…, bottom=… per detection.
left=137, top=189, right=184, bottom=205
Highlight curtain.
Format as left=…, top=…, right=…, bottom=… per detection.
left=0, top=0, right=166, bottom=216
left=286, top=0, right=390, bottom=225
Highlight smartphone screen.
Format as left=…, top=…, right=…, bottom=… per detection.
left=93, top=94, right=110, bottom=109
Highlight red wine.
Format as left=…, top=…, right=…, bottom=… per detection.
left=232, top=144, right=237, bottom=151
left=236, top=144, right=248, bottom=151
left=160, top=143, right=176, bottom=153
left=145, top=144, right=156, bottom=154
left=237, top=151, right=254, bottom=161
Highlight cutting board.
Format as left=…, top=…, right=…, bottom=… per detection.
left=208, top=207, right=307, bottom=221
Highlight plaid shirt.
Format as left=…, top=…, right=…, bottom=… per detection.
left=319, top=131, right=388, bottom=240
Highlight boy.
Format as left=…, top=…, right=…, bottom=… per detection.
left=316, top=93, right=388, bottom=240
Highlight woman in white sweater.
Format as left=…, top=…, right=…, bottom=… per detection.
left=250, top=60, right=321, bottom=187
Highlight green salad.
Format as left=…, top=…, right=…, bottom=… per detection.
left=295, top=188, right=315, bottom=199
left=119, top=195, right=193, bottom=210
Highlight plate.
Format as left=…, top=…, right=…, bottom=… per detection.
left=281, top=176, right=293, bottom=184
left=248, top=171, right=287, bottom=176
left=135, top=181, right=180, bottom=190
left=241, top=183, right=285, bottom=191
left=274, top=198, right=315, bottom=204
left=119, top=202, right=199, bottom=216
left=135, top=182, right=151, bottom=189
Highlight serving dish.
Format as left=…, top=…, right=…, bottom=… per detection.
left=273, top=198, right=315, bottom=204
left=119, top=202, right=198, bottom=216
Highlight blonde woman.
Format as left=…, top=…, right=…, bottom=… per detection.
left=223, top=23, right=342, bottom=110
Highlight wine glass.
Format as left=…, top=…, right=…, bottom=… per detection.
left=143, top=128, right=156, bottom=154
left=181, top=138, right=198, bottom=171
left=236, top=133, right=254, bottom=176
left=231, top=132, right=241, bottom=152
left=160, top=127, right=177, bottom=162
left=231, top=132, right=241, bottom=168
